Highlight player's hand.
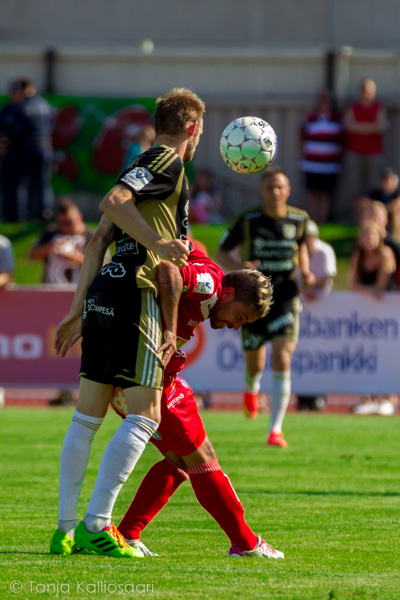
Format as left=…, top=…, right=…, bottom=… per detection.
left=54, top=312, right=83, bottom=357
left=156, top=239, right=190, bottom=268
left=302, top=272, right=316, bottom=288
left=243, top=259, right=261, bottom=270
left=158, top=328, right=176, bottom=367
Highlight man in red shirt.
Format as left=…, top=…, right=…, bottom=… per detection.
left=341, top=78, right=386, bottom=222
left=113, top=248, right=284, bottom=559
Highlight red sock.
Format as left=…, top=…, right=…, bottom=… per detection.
left=118, top=457, right=188, bottom=539
left=188, top=459, right=257, bottom=550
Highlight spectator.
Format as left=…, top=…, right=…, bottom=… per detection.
left=0, top=232, right=14, bottom=288
left=29, top=198, right=93, bottom=284
left=341, top=78, right=386, bottom=222
left=300, top=89, right=344, bottom=224
left=296, top=220, right=337, bottom=411
left=360, top=167, right=400, bottom=241
left=19, top=76, right=55, bottom=221
left=350, top=221, right=397, bottom=416
left=123, top=124, right=156, bottom=169
left=189, top=167, right=222, bottom=224
left=359, top=200, right=400, bottom=287
left=0, top=79, right=31, bottom=222
left=299, top=220, right=337, bottom=299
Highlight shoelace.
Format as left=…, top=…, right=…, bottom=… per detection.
left=109, top=523, right=130, bottom=549
left=261, top=541, right=277, bottom=554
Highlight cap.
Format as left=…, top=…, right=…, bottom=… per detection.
left=305, top=220, right=319, bottom=237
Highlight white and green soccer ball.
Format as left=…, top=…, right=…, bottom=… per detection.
left=219, top=116, right=278, bottom=174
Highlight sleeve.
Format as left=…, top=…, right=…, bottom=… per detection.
left=180, top=261, right=219, bottom=300
left=324, top=246, right=337, bottom=276
left=117, top=150, right=181, bottom=203
left=218, top=213, right=245, bottom=251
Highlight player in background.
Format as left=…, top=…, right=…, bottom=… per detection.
left=50, top=88, right=204, bottom=559
left=111, top=249, right=283, bottom=559
left=216, top=168, right=315, bottom=448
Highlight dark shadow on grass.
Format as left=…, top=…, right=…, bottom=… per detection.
left=239, top=490, right=400, bottom=498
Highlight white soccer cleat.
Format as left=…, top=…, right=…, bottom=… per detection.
left=125, top=538, right=158, bottom=557
left=228, top=536, right=284, bottom=559
left=352, top=400, right=380, bottom=415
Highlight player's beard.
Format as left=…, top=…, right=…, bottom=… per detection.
left=183, top=132, right=199, bottom=163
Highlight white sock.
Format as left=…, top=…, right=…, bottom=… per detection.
left=245, top=369, right=263, bottom=394
left=84, top=414, right=158, bottom=531
left=58, top=410, right=104, bottom=536
left=269, top=371, right=291, bottom=434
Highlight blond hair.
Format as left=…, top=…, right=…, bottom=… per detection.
left=223, top=270, right=273, bottom=319
left=155, top=88, right=205, bottom=136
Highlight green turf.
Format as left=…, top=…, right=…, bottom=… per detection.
left=2, top=221, right=356, bottom=288
left=0, top=408, right=398, bottom=599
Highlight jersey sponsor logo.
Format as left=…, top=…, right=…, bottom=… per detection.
left=115, top=239, right=139, bottom=256
left=167, top=393, right=184, bottom=410
left=282, top=224, right=297, bottom=239
left=267, top=311, right=295, bottom=334
left=100, top=262, right=126, bottom=278
left=84, top=298, right=115, bottom=318
left=195, top=273, right=215, bottom=295
left=120, top=166, right=154, bottom=191
left=259, top=259, right=293, bottom=271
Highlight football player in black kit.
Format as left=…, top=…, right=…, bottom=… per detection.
left=217, top=168, right=315, bottom=447
left=50, top=88, right=205, bottom=558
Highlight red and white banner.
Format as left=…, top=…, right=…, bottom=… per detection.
left=1, top=288, right=400, bottom=394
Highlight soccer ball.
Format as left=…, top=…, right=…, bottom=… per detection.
left=219, top=116, right=278, bottom=174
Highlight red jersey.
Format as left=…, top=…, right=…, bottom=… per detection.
left=347, top=101, right=384, bottom=155
left=165, top=248, right=224, bottom=376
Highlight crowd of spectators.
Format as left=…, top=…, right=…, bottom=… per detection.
left=0, top=73, right=399, bottom=415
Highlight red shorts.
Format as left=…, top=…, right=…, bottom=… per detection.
left=110, top=374, right=206, bottom=457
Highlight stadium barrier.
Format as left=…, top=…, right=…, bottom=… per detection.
left=0, top=287, right=399, bottom=395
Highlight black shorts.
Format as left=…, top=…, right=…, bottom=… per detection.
left=304, top=172, right=338, bottom=193
left=241, top=295, right=301, bottom=351
left=80, top=274, right=163, bottom=390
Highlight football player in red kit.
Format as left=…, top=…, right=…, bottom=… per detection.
left=113, top=248, right=284, bottom=559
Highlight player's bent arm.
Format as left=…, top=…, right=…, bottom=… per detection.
left=100, top=184, right=189, bottom=267
left=157, top=261, right=183, bottom=366
left=215, top=246, right=245, bottom=271
left=54, top=216, right=116, bottom=357
left=298, top=242, right=315, bottom=287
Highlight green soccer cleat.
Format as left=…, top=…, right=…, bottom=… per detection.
left=74, top=521, right=144, bottom=558
left=50, top=530, right=74, bottom=555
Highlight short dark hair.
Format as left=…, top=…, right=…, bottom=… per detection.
left=222, top=269, right=273, bottom=319
left=261, top=167, right=289, bottom=184
left=56, top=197, right=80, bottom=215
left=154, top=88, right=205, bottom=136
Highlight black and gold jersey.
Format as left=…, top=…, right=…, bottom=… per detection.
left=110, top=144, right=189, bottom=292
left=219, top=204, right=309, bottom=300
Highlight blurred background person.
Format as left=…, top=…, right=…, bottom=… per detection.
left=342, top=78, right=386, bottom=223
left=189, top=167, right=222, bottom=224
left=359, top=200, right=400, bottom=288
left=349, top=221, right=397, bottom=416
left=123, top=123, right=155, bottom=169
left=0, top=230, right=14, bottom=288
left=300, top=89, right=344, bottom=224
left=29, top=198, right=93, bottom=284
left=298, top=219, right=337, bottom=299
left=0, top=79, right=31, bottom=222
left=19, top=76, right=55, bottom=221
left=360, top=166, right=400, bottom=241
left=296, top=220, right=337, bottom=411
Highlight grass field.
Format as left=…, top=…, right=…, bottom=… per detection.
left=1, top=408, right=398, bottom=600
left=1, top=221, right=357, bottom=289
